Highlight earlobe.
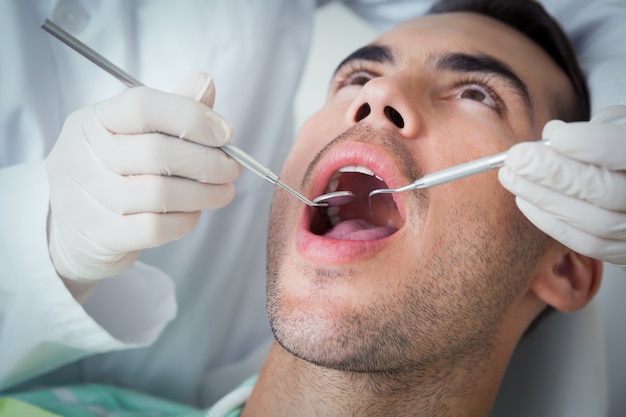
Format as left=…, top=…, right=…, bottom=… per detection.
left=531, top=245, right=603, bottom=313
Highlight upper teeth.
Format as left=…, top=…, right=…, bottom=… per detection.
left=326, top=165, right=383, bottom=193
left=339, top=166, right=378, bottom=176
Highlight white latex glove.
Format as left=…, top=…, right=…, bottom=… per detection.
left=47, top=72, right=242, bottom=283
left=499, top=105, right=626, bottom=266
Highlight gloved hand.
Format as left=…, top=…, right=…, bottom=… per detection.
left=499, top=105, right=626, bottom=266
left=47, top=72, right=242, bottom=283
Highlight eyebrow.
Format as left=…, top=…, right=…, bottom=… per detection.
left=333, top=44, right=394, bottom=76
left=334, top=45, right=533, bottom=116
left=434, top=52, right=533, bottom=115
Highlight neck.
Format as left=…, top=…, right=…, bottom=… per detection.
left=242, top=341, right=510, bottom=417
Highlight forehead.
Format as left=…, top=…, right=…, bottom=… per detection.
left=381, top=12, right=544, bottom=64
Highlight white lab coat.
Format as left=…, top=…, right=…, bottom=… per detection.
left=0, top=0, right=625, bottom=413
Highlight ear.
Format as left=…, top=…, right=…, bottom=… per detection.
left=530, top=242, right=603, bottom=313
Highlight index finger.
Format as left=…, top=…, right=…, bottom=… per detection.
left=94, top=86, right=233, bottom=147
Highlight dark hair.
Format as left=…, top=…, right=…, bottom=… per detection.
left=428, top=0, right=590, bottom=122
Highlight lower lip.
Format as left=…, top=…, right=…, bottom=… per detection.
left=296, top=209, right=399, bottom=263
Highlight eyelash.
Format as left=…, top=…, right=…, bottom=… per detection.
left=332, top=65, right=505, bottom=114
left=451, top=75, right=505, bottom=114
left=331, top=62, right=377, bottom=91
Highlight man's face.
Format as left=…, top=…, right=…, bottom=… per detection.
left=267, top=13, right=572, bottom=372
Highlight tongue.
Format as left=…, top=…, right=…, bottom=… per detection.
left=323, top=219, right=397, bottom=241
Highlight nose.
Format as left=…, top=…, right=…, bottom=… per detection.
left=346, top=76, right=420, bottom=138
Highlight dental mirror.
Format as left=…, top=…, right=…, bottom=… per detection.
left=312, top=191, right=356, bottom=207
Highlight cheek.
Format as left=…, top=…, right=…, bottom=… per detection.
left=304, top=98, right=351, bottom=138
left=425, top=172, right=519, bottom=243
left=281, top=104, right=348, bottom=178
left=432, top=101, right=521, bottom=152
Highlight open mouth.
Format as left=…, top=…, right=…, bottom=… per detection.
left=309, top=166, right=404, bottom=240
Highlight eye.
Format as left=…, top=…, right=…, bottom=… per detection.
left=460, top=88, right=488, bottom=102
left=342, top=71, right=374, bottom=87
left=452, top=77, right=504, bottom=114
left=457, top=85, right=497, bottom=108
left=331, top=62, right=378, bottom=92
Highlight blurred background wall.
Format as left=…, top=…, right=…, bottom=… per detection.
left=294, top=3, right=377, bottom=131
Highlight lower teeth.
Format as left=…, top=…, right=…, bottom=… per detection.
left=327, top=206, right=341, bottom=226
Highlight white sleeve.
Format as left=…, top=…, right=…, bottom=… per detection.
left=334, top=0, right=432, bottom=31
left=0, top=160, right=176, bottom=389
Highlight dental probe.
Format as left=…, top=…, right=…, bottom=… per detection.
left=368, top=139, right=550, bottom=199
left=41, top=19, right=354, bottom=209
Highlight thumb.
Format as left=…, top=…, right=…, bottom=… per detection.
left=172, top=72, right=216, bottom=107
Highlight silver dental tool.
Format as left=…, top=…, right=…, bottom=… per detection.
left=41, top=19, right=355, bottom=208
left=369, top=139, right=550, bottom=199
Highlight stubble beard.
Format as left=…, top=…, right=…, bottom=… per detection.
left=266, top=124, right=547, bottom=376
left=266, top=193, right=547, bottom=379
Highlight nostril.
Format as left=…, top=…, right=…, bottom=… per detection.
left=384, top=106, right=404, bottom=128
left=355, top=103, right=371, bottom=122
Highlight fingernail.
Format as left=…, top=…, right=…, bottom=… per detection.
left=194, top=74, right=214, bottom=102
